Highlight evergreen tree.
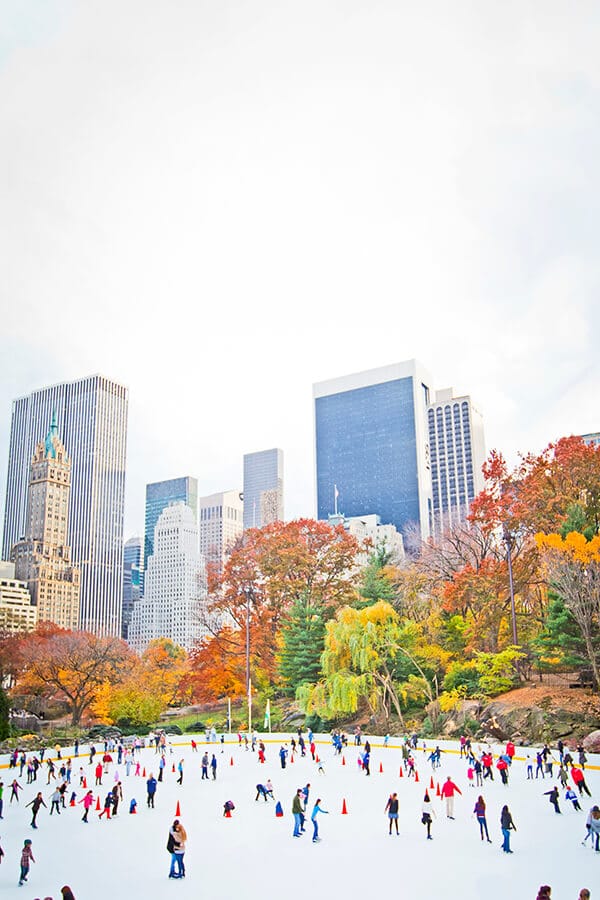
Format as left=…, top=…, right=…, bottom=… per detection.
left=278, top=599, right=326, bottom=697
left=356, top=546, right=396, bottom=608
left=532, top=590, right=588, bottom=671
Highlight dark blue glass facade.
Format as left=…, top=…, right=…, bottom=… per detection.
left=144, top=477, right=198, bottom=564
left=315, top=378, right=420, bottom=535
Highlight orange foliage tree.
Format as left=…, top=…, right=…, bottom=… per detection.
left=189, top=519, right=361, bottom=701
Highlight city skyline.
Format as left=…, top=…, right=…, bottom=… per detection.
left=1, top=3, right=599, bottom=545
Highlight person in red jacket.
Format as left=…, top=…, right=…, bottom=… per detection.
left=482, top=752, right=494, bottom=780
left=440, top=777, right=462, bottom=819
left=571, top=765, right=592, bottom=797
left=496, top=757, right=509, bottom=786
left=505, top=741, right=515, bottom=764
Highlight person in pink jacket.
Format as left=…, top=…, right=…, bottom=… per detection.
left=440, top=777, right=462, bottom=819
left=79, top=789, right=94, bottom=823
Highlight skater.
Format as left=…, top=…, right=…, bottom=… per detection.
left=98, top=791, right=113, bottom=820
left=535, top=752, right=545, bottom=779
left=26, top=792, right=47, bottom=827
left=147, top=773, right=157, bottom=808
left=473, top=795, right=491, bottom=842
left=177, top=759, right=184, bottom=785
left=129, top=798, right=137, bottom=814
left=311, top=798, right=328, bottom=842
left=279, top=746, right=288, bottom=770
left=544, top=786, right=561, bottom=814
left=441, top=776, right=462, bottom=819
left=255, top=783, right=269, bottom=801
left=565, top=785, right=581, bottom=811
left=362, top=751, right=371, bottom=776
left=536, top=887, right=551, bottom=900
left=79, top=790, right=94, bottom=822
left=111, top=782, right=122, bottom=816
left=558, top=763, right=569, bottom=789
left=223, top=800, right=235, bottom=817
left=384, top=792, right=399, bottom=835
left=18, top=839, right=35, bottom=885
left=571, top=765, right=592, bottom=798
left=10, top=779, right=23, bottom=803
left=201, top=753, right=209, bottom=780
left=500, top=804, right=516, bottom=853
left=49, top=787, right=62, bottom=815
left=167, top=818, right=187, bottom=879
left=158, top=755, right=165, bottom=782
left=578, top=891, right=590, bottom=900
left=474, top=758, right=483, bottom=787
left=94, top=762, right=103, bottom=786
left=292, top=789, right=304, bottom=836
left=211, top=754, right=217, bottom=780
left=588, top=806, right=600, bottom=851
left=577, top=744, right=587, bottom=770
left=422, top=791, right=435, bottom=839
left=265, top=779, right=274, bottom=799
left=526, top=756, right=534, bottom=779
left=61, top=885, right=76, bottom=900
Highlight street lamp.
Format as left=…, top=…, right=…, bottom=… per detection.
left=503, top=525, right=518, bottom=646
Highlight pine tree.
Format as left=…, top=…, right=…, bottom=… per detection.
left=278, top=599, right=326, bottom=697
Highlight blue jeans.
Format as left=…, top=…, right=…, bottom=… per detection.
left=312, top=818, right=319, bottom=840
left=169, top=852, right=185, bottom=877
left=293, top=813, right=302, bottom=836
left=501, top=828, right=511, bottom=851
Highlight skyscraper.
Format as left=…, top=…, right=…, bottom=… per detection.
left=198, top=490, right=243, bottom=571
left=11, top=414, right=80, bottom=630
left=144, top=477, right=198, bottom=565
left=427, top=389, right=486, bottom=533
left=314, top=361, right=434, bottom=540
left=243, top=448, right=284, bottom=530
left=128, top=503, right=207, bottom=653
left=2, top=375, right=128, bottom=635
left=122, top=535, right=142, bottom=640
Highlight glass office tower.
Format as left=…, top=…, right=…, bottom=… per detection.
left=242, top=448, right=284, bottom=530
left=144, top=476, right=198, bottom=565
left=313, top=361, right=433, bottom=540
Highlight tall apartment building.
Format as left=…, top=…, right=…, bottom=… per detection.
left=314, top=361, right=434, bottom=540
left=428, top=389, right=486, bottom=533
left=144, top=477, right=198, bottom=565
left=328, top=513, right=405, bottom=565
left=11, top=415, right=80, bottom=630
left=122, top=535, right=142, bottom=639
left=581, top=432, right=600, bottom=447
left=243, top=448, right=284, bottom=530
left=128, top=503, right=207, bottom=653
left=198, top=490, right=243, bottom=571
left=0, top=562, right=37, bottom=633
left=2, top=375, right=128, bottom=635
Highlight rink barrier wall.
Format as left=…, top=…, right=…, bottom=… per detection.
left=1, top=735, right=598, bottom=770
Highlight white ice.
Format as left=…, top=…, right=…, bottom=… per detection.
left=1, top=734, right=598, bottom=900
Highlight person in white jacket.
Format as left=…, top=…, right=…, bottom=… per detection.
left=421, top=790, right=436, bottom=840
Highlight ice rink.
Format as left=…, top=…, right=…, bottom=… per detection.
left=1, top=733, right=598, bottom=900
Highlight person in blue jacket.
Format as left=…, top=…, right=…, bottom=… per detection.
left=147, top=774, right=157, bottom=808
left=311, top=798, right=328, bottom=842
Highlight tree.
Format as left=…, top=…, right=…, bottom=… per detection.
left=17, top=628, right=136, bottom=725
left=198, top=519, right=361, bottom=689
left=297, top=601, right=437, bottom=727
left=535, top=531, right=600, bottom=689
left=141, top=638, right=189, bottom=707
left=0, top=685, right=10, bottom=740
left=278, top=597, right=326, bottom=696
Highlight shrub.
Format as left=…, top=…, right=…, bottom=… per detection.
left=442, top=660, right=481, bottom=695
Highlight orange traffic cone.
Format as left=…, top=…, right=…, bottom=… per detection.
left=172, top=764, right=175, bottom=773
left=342, top=756, right=346, bottom=766
left=82, top=777, right=87, bottom=789
left=379, top=762, right=383, bottom=774
left=95, top=796, right=101, bottom=811
left=341, top=798, right=348, bottom=815
left=142, top=768, right=146, bottom=777
left=224, top=808, right=232, bottom=818
left=399, top=767, right=403, bottom=777
left=230, top=756, right=234, bottom=766
left=436, top=782, right=441, bottom=797
left=70, top=796, right=76, bottom=807
left=175, top=801, right=181, bottom=817
left=316, top=755, right=320, bottom=764
left=415, top=770, right=419, bottom=782
left=430, top=776, right=434, bottom=789
left=290, top=754, right=294, bottom=764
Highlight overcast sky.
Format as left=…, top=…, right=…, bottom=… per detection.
left=1, top=0, right=599, bottom=539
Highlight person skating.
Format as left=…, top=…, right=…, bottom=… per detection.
left=441, top=776, right=462, bottom=819
left=578, top=890, right=590, bottom=900
left=292, top=789, right=304, bottom=837
left=473, top=795, right=492, bottom=842
left=311, top=798, right=328, bottom=842
left=167, top=818, right=187, bottom=878
left=10, top=779, right=23, bottom=803
left=582, top=805, right=599, bottom=846
left=49, top=787, right=61, bottom=816
left=176, top=759, right=184, bottom=785
left=111, top=782, right=122, bottom=816
left=536, top=887, right=551, bottom=900
left=211, top=755, right=217, bottom=780
left=79, top=790, right=94, bottom=823
left=201, top=753, right=209, bottom=780
left=26, top=792, right=47, bottom=828
left=255, top=784, right=269, bottom=801
left=384, top=792, right=399, bottom=835
left=565, top=786, right=581, bottom=811
left=18, top=838, right=35, bottom=886
left=544, top=786, right=561, bottom=814
left=265, top=779, right=274, bottom=799
left=588, top=806, right=600, bottom=851
left=61, top=884, right=76, bottom=900
left=422, top=791, right=435, bottom=839
left=147, top=774, right=157, bottom=808
left=279, top=746, right=288, bottom=769
left=571, top=765, right=592, bottom=798
left=500, top=804, right=516, bottom=853
left=94, top=762, right=103, bottom=786
left=98, top=792, right=113, bottom=820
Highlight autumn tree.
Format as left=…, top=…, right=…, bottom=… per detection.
left=536, top=531, right=600, bottom=689
left=194, top=519, right=361, bottom=692
left=17, top=628, right=136, bottom=725
left=141, top=638, right=189, bottom=707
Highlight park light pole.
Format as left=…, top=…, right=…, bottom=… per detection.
left=503, top=524, right=518, bottom=646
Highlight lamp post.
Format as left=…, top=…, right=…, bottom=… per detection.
left=243, top=585, right=251, bottom=733
left=503, top=525, right=518, bottom=646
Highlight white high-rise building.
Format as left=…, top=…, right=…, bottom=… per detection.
left=427, top=389, right=486, bottom=534
left=328, top=513, right=405, bottom=565
left=198, top=490, right=243, bottom=571
left=128, top=503, right=207, bottom=653
left=2, top=375, right=128, bottom=636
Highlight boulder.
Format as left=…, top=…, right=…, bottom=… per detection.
left=582, top=730, right=600, bottom=752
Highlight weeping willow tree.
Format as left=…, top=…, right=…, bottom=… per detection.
left=297, top=601, right=435, bottom=727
